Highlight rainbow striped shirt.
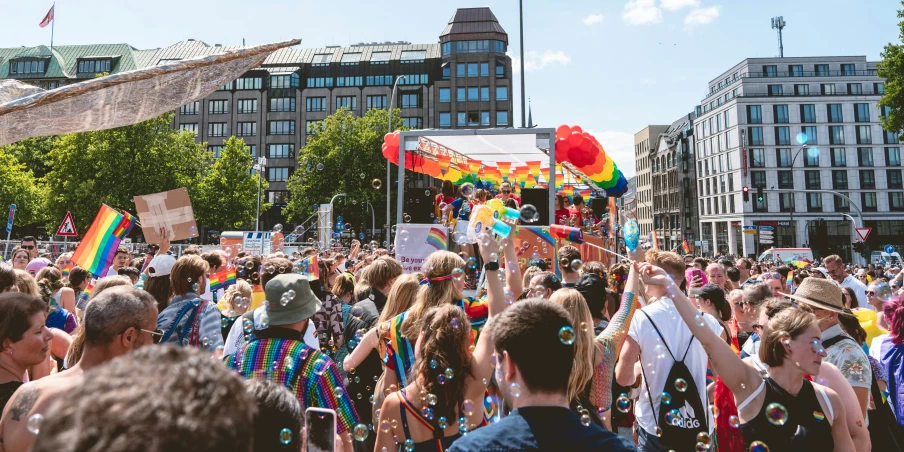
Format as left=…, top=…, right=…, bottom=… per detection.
left=226, top=327, right=358, bottom=434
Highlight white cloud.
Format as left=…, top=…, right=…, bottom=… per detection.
left=622, top=0, right=662, bottom=25
left=589, top=130, right=637, bottom=178
left=661, top=0, right=700, bottom=11
left=640, top=78, right=656, bottom=85
left=685, top=6, right=721, bottom=26
left=509, top=50, right=572, bottom=73
left=583, top=14, right=605, bottom=25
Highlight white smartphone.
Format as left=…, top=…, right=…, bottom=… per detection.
left=305, top=407, right=337, bottom=452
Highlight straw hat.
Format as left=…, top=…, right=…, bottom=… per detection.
left=780, top=278, right=845, bottom=314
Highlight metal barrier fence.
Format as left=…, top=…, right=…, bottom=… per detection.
left=0, top=240, right=197, bottom=261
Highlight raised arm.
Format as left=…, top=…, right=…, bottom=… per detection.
left=500, top=230, right=522, bottom=300
left=638, top=263, right=762, bottom=401
left=342, top=328, right=378, bottom=372
left=471, top=240, right=506, bottom=380
left=591, top=263, right=641, bottom=409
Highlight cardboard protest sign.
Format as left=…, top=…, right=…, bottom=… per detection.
left=133, top=188, right=199, bottom=243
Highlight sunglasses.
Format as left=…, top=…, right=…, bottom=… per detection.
left=21, top=245, right=35, bottom=250
left=141, top=328, right=164, bottom=344
left=502, top=190, right=511, bottom=194
left=866, top=291, right=875, bottom=296
left=761, top=272, right=781, bottom=280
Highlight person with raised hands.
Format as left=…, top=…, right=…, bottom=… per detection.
left=638, top=262, right=855, bottom=452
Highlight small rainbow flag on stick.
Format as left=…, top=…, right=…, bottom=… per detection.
left=79, top=282, right=94, bottom=305
left=61, top=265, right=73, bottom=278
left=425, top=227, right=447, bottom=251
left=649, top=231, right=660, bottom=250
left=71, top=205, right=134, bottom=277
left=299, top=255, right=319, bottom=280
left=209, top=268, right=237, bottom=292
left=682, top=240, right=691, bottom=255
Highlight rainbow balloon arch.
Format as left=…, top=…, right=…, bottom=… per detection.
left=381, top=125, right=629, bottom=198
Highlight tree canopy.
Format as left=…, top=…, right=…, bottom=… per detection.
left=0, top=147, right=45, bottom=226
left=194, top=136, right=268, bottom=232
left=879, top=1, right=904, bottom=133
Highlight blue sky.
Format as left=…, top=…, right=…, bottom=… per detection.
left=3, top=0, right=901, bottom=177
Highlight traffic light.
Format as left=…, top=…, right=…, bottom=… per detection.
left=756, top=187, right=764, bottom=203
left=742, top=186, right=749, bottom=202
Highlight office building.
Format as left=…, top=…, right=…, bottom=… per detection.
left=634, top=125, right=669, bottom=238
left=649, top=113, right=698, bottom=252
left=694, top=56, right=896, bottom=260
left=0, top=7, right=514, bottom=228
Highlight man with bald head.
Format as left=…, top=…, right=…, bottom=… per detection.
left=0, top=286, right=159, bottom=452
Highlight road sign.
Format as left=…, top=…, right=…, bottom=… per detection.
left=759, top=231, right=774, bottom=237
left=760, top=239, right=775, bottom=245
left=855, top=227, right=872, bottom=242
left=743, top=225, right=757, bottom=230
left=743, top=230, right=757, bottom=235
left=56, top=212, right=78, bottom=237
left=6, top=204, right=15, bottom=233
left=758, top=226, right=774, bottom=231
left=886, top=244, right=896, bottom=254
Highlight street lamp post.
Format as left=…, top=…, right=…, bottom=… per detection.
left=365, top=201, right=376, bottom=240
left=327, top=193, right=345, bottom=249
left=788, top=144, right=809, bottom=248
left=253, top=157, right=267, bottom=253
left=386, top=75, right=407, bottom=246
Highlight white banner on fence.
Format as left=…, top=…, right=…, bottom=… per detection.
left=394, top=224, right=449, bottom=274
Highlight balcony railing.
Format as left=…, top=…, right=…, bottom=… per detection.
left=702, top=69, right=879, bottom=101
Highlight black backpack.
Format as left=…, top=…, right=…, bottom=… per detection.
left=638, top=311, right=709, bottom=449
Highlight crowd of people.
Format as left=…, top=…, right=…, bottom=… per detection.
left=3, top=200, right=904, bottom=451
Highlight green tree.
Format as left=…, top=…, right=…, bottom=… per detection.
left=0, top=148, right=45, bottom=226
left=43, top=112, right=209, bottom=233
left=879, top=1, right=904, bottom=133
left=284, top=108, right=405, bottom=239
left=0, top=137, right=54, bottom=179
left=194, top=136, right=268, bottom=232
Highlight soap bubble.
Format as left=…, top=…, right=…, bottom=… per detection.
left=353, top=424, right=369, bottom=441
left=674, top=378, right=688, bottom=392
left=273, top=224, right=283, bottom=233
left=317, top=163, right=324, bottom=171
left=26, top=413, right=43, bottom=434
left=558, top=326, right=576, bottom=345
left=765, top=402, right=788, bottom=426
left=279, top=428, right=293, bottom=445
left=570, top=259, right=583, bottom=272
left=372, top=179, right=382, bottom=189
left=520, top=204, right=539, bottom=223
left=875, top=282, right=894, bottom=302
left=616, top=394, right=631, bottom=413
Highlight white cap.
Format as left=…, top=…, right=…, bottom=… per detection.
left=147, top=254, right=176, bottom=277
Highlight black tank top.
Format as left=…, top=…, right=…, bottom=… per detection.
left=740, top=377, right=834, bottom=452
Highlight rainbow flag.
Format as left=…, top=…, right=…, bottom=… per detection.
left=299, top=255, right=319, bottom=280
left=79, top=282, right=95, bottom=305
left=71, top=205, right=127, bottom=277
left=648, top=231, right=661, bottom=250
left=112, top=210, right=137, bottom=239
left=61, top=265, right=73, bottom=278
left=682, top=240, right=691, bottom=254
left=424, top=227, right=447, bottom=251
left=209, top=268, right=237, bottom=292
left=786, top=271, right=794, bottom=287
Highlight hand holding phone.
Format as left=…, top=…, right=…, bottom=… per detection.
left=305, top=407, right=337, bottom=452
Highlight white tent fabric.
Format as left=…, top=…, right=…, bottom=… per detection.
left=418, top=133, right=551, bottom=168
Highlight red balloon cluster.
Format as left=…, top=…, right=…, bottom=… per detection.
left=554, top=124, right=608, bottom=177
left=382, top=130, right=401, bottom=165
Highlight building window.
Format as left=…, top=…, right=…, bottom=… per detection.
left=480, top=111, right=490, bottom=126
left=398, top=74, right=428, bottom=85
left=367, top=95, right=386, bottom=110
left=768, top=84, right=784, bottom=96
left=841, top=63, right=856, bottom=75
left=77, top=59, right=112, bottom=73
left=370, top=52, right=391, bottom=64
left=306, top=77, right=333, bottom=88
left=775, top=126, right=791, bottom=146
left=400, top=94, right=419, bottom=109
left=208, top=100, right=228, bottom=114
left=807, top=193, right=823, bottom=212
left=336, top=76, right=363, bottom=87
left=179, top=101, right=200, bottom=115
left=497, top=111, right=509, bottom=126
left=236, top=77, right=262, bottom=90
left=877, top=83, right=886, bottom=94
left=439, top=88, right=450, bottom=103
left=832, top=170, right=848, bottom=189
left=831, top=148, right=847, bottom=167
left=849, top=83, right=863, bottom=95
left=829, top=126, right=845, bottom=145
left=457, top=112, right=466, bottom=127
left=217, top=82, right=233, bottom=91
left=891, top=193, right=904, bottom=212
left=749, top=127, right=764, bottom=146
left=269, top=121, right=295, bottom=135
left=268, top=167, right=290, bottom=181
left=747, top=105, right=762, bottom=124
left=208, top=145, right=224, bottom=158
left=776, top=148, right=792, bottom=167
left=179, top=123, right=198, bottom=134
left=859, top=147, right=874, bottom=166
left=268, top=144, right=294, bottom=159
left=828, top=104, right=843, bottom=122
left=855, top=103, right=870, bottom=122
left=268, top=98, right=294, bottom=112
left=236, top=122, right=256, bottom=137
left=466, top=87, right=479, bottom=101
left=402, top=117, right=422, bottom=129
left=763, top=65, right=777, bottom=77
left=336, top=96, right=357, bottom=111
left=754, top=194, right=768, bottom=212
left=11, top=59, right=47, bottom=74
left=305, top=120, right=322, bottom=135
left=862, top=192, right=878, bottom=212
left=751, top=170, right=766, bottom=187
left=724, top=110, right=731, bottom=128
left=822, top=84, right=836, bottom=95
left=442, top=64, right=451, bottom=80
left=456, top=88, right=466, bottom=102
left=751, top=149, right=766, bottom=168
left=496, top=63, right=505, bottom=78
left=805, top=170, right=821, bottom=190
left=887, top=147, right=901, bottom=166
left=340, top=53, right=361, bottom=65
left=306, top=97, right=327, bottom=112
left=496, top=86, right=508, bottom=101
left=311, top=54, right=332, bottom=66
left=800, top=104, right=816, bottom=123
left=444, top=40, right=506, bottom=54
left=365, top=75, right=394, bottom=86
left=456, top=63, right=465, bottom=78
left=802, top=126, right=818, bottom=146
left=774, top=105, right=789, bottom=123
left=889, top=169, right=903, bottom=189
left=208, top=123, right=228, bottom=137
left=816, top=64, right=829, bottom=76
left=836, top=192, right=850, bottom=212
left=794, top=84, right=810, bottom=95
left=269, top=74, right=299, bottom=89
left=439, top=113, right=451, bottom=128
left=268, top=191, right=289, bottom=205
left=467, top=63, right=479, bottom=77
left=789, top=65, right=803, bottom=76
left=860, top=170, right=876, bottom=189
left=400, top=50, right=426, bottom=62
left=780, top=193, right=793, bottom=212
left=856, top=126, right=872, bottom=144
left=238, top=99, right=259, bottom=113
left=480, top=87, right=490, bottom=101
left=778, top=170, right=793, bottom=189
left=886, top=131, right=900, bottom=144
